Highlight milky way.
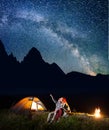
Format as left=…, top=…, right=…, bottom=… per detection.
left=0, top=0, right=108, bottom=75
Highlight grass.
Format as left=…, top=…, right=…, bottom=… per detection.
left=0, top=109, right=109, bottom=130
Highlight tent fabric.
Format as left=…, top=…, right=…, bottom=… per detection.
left=11, top=97, right=47, bottom=113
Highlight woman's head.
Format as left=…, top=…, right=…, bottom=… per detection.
left=58, top=97, right=66, bottom=103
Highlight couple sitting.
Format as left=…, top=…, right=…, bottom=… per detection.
left=47, top=94, right=71, bottom=123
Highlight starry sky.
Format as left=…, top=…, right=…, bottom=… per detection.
left=0, top=0, right=108, bottom=75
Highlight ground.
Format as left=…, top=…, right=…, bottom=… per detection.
left=0, top=109, right=109, bottom=130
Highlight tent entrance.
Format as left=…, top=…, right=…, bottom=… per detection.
left=31, top=101, right=37, bottom=110
left=31, top=101, right=44, bottom=111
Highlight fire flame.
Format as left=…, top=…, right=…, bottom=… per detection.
left=94, top=108, right=101, bottom=118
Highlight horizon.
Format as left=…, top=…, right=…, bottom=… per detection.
left=1, top=39, right=109, bottom=76
left=0, top=38, right=109, bottom=96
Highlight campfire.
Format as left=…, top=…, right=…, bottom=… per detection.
left=94, top=108, right=101, bottom=118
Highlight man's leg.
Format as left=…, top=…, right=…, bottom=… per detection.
left=47, top=111, right=54, bottom=123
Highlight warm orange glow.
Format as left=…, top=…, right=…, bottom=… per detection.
left=94, top=108, right=101, bottom=118
left=38, top=104, right=44, bottom=110
left=89, top=71, right=97, bottom=76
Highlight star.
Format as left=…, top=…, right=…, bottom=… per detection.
left=0, top=0, right=108, bottom=75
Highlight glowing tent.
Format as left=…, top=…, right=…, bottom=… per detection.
left=11, top=97, right=47, bottom=113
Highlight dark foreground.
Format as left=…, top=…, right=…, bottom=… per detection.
left=0, top=109, right=109, bottom=130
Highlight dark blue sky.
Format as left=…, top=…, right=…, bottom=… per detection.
left=0, top=0, right=108, bottom=75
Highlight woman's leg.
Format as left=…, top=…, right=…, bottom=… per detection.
left=54, top=108, right=63, bottom=121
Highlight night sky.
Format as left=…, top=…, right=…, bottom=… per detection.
left=0, top=0, right=108, bottom=75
